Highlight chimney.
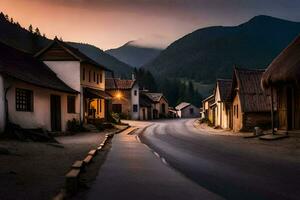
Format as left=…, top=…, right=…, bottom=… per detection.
left=132, top=73, right=136, bottom=81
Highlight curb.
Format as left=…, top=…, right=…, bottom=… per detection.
left=52, top=125, right=130, bottom=200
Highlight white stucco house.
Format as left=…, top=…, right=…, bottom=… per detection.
left=0, top=41, right=78, bottom=133
left=35, top=38, right=112, bottom=126
left=175, top=102, right=200, bottom=118
left=105, top=77, right=140, bottom=120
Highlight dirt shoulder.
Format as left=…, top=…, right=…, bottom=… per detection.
left=0, top=128, right=119, bottom=200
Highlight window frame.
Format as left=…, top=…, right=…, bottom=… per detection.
left=16, top=88, right=33, bottom=112
left=133, top=104, right=138, bottom=112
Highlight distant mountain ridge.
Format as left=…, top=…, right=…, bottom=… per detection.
left=0, top=13, right=133, bottom=78
left=106, top=40, right=162, bottom=68
left=143, top=15, right=300, bottom=84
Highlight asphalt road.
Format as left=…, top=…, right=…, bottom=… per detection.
left=139, top=119, right=300, bottom=200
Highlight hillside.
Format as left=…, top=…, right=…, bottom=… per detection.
left=106, top=41, right=162, bottom=68
left=0, top=13, right=132, bottom=77
left=143, top=15, right=300, bottom=84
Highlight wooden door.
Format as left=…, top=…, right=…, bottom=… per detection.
left=51, top=95, right=61, bottom=132
left=142, top=108, right=146, bottom=120
left=277, top=87, right=288, bottom=130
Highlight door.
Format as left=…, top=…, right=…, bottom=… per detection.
left=51, top=95, right=61, bottom=132
left=142, top=108, right=146, bottom=120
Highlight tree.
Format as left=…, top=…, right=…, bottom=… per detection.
left=4, top=14, right=9, bottom=21
left=10, top=18, right=13, bottom=23
left=28, top=24, right=33, bottom=33
left=35, top=27, right=41, bottom=36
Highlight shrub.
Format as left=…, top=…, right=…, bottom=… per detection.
left=67, top=119, right=85, bottom=133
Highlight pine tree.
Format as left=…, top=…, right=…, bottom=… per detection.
left=10, top=18, right=13, bottom=23
left=4, top=14, right=9, bottom=21
left=35, top=27, right=41, bottom=35
left=28, top=24, right=33, bottom=33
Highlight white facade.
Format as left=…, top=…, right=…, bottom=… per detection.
left=177, top=104, right=200, bottom=118
left=131, top=83, right=140, bottom=120
left=214, top=84, right=231, bottom=129
left=3, top=78, right=79, bottom=132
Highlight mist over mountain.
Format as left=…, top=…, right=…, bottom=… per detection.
left=143, top=15, right=300, bottom=85
left=106, top=41, right=162, bottom=68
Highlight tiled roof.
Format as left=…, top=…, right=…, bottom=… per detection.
left=143, top=92, right=164, bottom=103
left=175, top=102, right=191, bottom=110
left=262, top=34, right=300, bottom=88
left=0, top=42, right=77, bottom=93
left=139, top=93, right=153, bottom=107
left=35, top=38, right=112, bottom=72
left=233, top=68, right=271, bottom=112
left=105, top=78, right=136, bottom=90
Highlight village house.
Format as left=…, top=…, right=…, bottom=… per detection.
left=202, top=94, right=215, bottom=125
left=105, top=77, right=139, bottom=120
left=35, top=38, right=112, bottom=125
left=139, top=92, right=169, bottom=120
left=213, top=79, right=232, bottom=129
left=0, top=42, right=78, bottom=132
left=230, top=68, right=271, bottom=132
left=262, top=35, right=300, bottom=133
left=175, top=102, right=200, bottom=118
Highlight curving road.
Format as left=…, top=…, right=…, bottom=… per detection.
left=139, top=119, right=300, bottom=200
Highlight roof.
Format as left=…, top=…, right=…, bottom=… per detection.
left=215, top=79, right=232, bottom=101
left=139, top=93, right=153, bottom=107
left=262, top=34, right=300, bottom=89
left=105, top=78, right=136, bottom=90
left=233, top=68, right=271, bottom=112
left=35, top=38, right=112, bottom=72
left=143, top=92, right=166, bottom=103
left=0, top=42, right=77, bottom=94
left=175, top=102, right=191, bottom=110
left=83, top=87, right=111, bottom=100
left=202, top=94, right=215, bottom=103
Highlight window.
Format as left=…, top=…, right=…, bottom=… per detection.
left=93, top=71, right=96, bottom=82
left=100, top=73, right=103, bottom=83
left=82, top=67, right=85, bottom=81
left=190, top=108, right=194, bottom=114
left=88, top=70, right=91, bottom=82
left=97, top=74, right=99, bottom=84
left=99, top=99, right=102, bottom=112
left=133, top=104, right=138, bottom=112
left=67, top=96, right=76, bottom=113
left=16, top=88, right=33, bottom=112
left=96, top=100, right=99, bottom=114
left=112, top=104, right=122, bottom=113
left=236, top=105, right=238, bottom=118
left=134, top=90, right=137, bottom=96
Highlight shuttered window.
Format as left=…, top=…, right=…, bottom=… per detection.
left=67, top=96, right=76, bottom=113
left=16, top=88, right=33, bottom=112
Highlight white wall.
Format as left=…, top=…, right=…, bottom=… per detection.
left=0, top=75, right=5, bottom=132
left=5, top=79, right=80, bottom=132
left=44, top=61, right=81, bottom=92
left=131, top=83, right=139, bottom=120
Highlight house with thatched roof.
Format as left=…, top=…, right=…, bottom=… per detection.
left=105, top=77, right=139, bottom=120
left=262, top=35, right=300, bottom=133
left=230, top=68, right=271, bottom=132
left=214, top=79, right=232, bottom=129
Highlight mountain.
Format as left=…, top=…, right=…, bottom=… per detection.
left=143, top=15, right=300, bottom=84
left=106, top=41, right=162, bottom=68
left=0, top=12, right=133, bottom=77
left=69, top=42, right=133, bottom=78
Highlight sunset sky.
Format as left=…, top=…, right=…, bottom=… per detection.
left=1, top=0, right=300, bottom=50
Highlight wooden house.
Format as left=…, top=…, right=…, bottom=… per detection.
left=35, top=38, right=112, bottom=125
left=231, top=68, right=271, bottom=132
left=262, top=35, right=300, bottom=133
left=0, top=42, right=78, bottom=133
left=175, top=102, right=200, bottom=118
left=105, top=78, right=139, bottom=120
left=214, top=79, right=232, bottom=129
left=202, top=94, right=215, bottom=125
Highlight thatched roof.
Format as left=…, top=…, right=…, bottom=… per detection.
left=233, top=68, right=271, bottom=112
left=262, top=34, right=300, bottom=89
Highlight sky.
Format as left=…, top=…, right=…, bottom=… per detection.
left=0, top=0, right=300, bottom=50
